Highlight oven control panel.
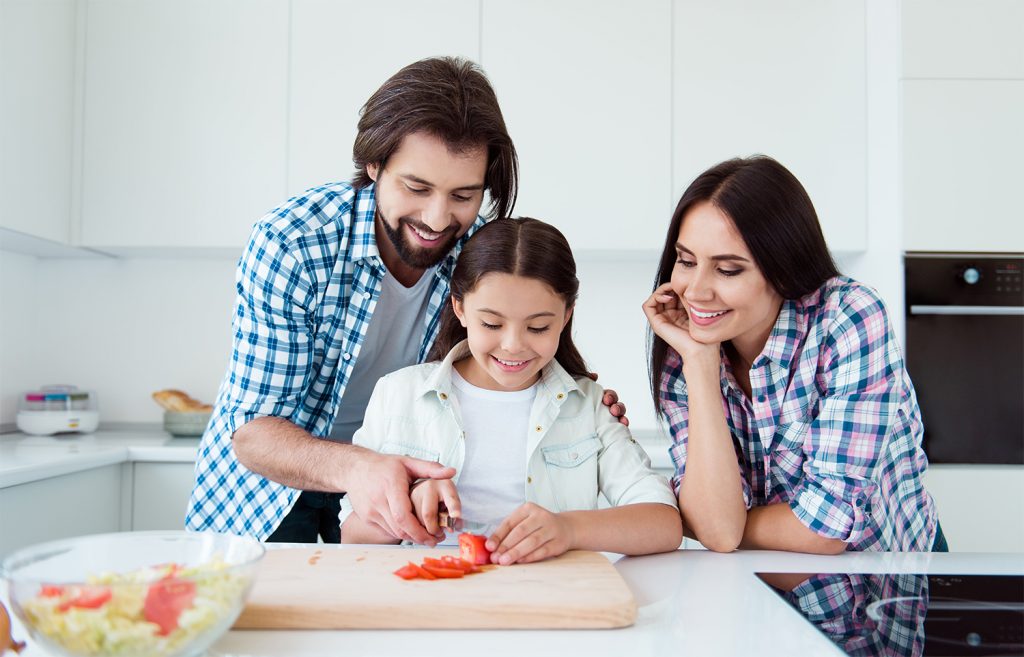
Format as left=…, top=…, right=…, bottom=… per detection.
left=906, top=254, right=1024, bottom=306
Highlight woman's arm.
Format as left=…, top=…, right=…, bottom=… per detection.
left=739, top=503, right=847, bottom=554
left=675, top=354, right=748, bottom=552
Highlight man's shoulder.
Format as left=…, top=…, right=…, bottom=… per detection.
left=256, top=182, right=362, bottom=246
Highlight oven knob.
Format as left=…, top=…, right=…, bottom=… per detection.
left=961, top=267, right=981, bottom=285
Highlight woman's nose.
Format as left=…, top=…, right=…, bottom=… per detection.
left=685, top=267, right=714, bottom=301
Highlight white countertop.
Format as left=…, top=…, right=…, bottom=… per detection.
left=0, top=427, right=674, bottom=489
left=4, top=548, right=1022, bottom=657
left=0, top=429, right=200, bottom=488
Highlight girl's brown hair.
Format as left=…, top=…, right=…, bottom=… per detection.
left=427, top=218, right=589, bottom=378
left=352, top=56, right=518, bottom=221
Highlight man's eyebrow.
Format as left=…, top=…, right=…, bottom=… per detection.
left=401, top=174, right=485, bottom=192
left=675, top=243, right=750, bottom=263
left=479, top=308, right=557, bottom=320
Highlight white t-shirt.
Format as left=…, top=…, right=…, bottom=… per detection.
left=450, top=367, right=534, bottom=527
left=328, top=268, right=435, bottom=443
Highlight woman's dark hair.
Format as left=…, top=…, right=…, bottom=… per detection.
left=648, top=155, right=840, bottom=414
left=427, top=217, right=589, bottom=379
left=352, top=56, right=518, bottom=221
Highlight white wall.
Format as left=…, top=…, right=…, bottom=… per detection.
left=0, top=251, right=42, bottom=425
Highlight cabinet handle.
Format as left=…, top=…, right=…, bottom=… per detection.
left=909, top=305, right=1024, bottom=316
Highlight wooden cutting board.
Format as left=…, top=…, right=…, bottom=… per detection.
left=234, top=546, right=636, bottom=629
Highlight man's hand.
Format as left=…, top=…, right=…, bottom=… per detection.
left=587, top=373, right=629, bottom=426
left=346, top=450, right=455, bottom=547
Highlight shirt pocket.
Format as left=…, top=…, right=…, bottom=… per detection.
left=769, top=421, right=809, bottom=500
left=540, top=434, right=601, bottom=511
left=380, top=440, right=441, bottom=463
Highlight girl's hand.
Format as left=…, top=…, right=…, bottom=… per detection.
left=409, top=479, right=461, bottom=543
left=485, top=502, right=575, bottom=565
left=642, top=283, right=720, bottom=365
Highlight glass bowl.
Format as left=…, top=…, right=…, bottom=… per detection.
left=1, top=531, right=264, bottom=657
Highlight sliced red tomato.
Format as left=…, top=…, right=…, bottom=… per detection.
left=421, top=564, right=464, bottom=579
left=57, top=586, right=112, bottom=611
left=39, top=585, right=66, bottom=598
left=421, top=557, right=448, bottom=569
left=410, top=562, right=436, bottom=581
left=440, top=556, right=478, bottom=573
left=143, top=578, right=197, bottom=635
left=458, top=533, right=491, bottom=566
left=393, top=563, right=420, bottom=580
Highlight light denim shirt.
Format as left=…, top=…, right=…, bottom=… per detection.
left=339, top=341, right=677, bottom=531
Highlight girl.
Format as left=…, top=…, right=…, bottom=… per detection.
left=340, top=217, right=682, bottom=564
left=644, top=156, right=943, bottom=554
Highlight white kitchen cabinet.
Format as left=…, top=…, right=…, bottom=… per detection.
left=0, top=0, right=76, bottom=244
left=902, top=80, right=1024, bottom=252
left=79, top=0, right=289, bottom=251
left=923, top=465, right=1024, bottom=553
left=902, top=0, right=1024, bottom=79
left=673, top=0, right=867, bottom=253
left=288, top=0, right=480, bottom=195
left=0, top=465, right=122, bottom=559
left=481, top=0, right=672, bottom=252
left=130, top=462, right=194, bottom=531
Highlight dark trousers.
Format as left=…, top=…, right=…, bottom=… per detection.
left=931, top=520, right=949, bottom=552
left=266, top=491, right=345, bottom=543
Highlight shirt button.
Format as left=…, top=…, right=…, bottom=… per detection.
left=527, top=476, right=533, bottom=484
left=556, top=393, right=565, bottom=400
left=343, top=353, right=352, bottom=361
left=439, top=392, right=448, bottom=401
left=569, top=452, right=578, bottom=460
left=757, top=394, right=766, bottom=403
left=535, top=425, right=542, bottom=432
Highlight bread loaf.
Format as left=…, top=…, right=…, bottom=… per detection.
left=152, top=389, right=212, bottom=412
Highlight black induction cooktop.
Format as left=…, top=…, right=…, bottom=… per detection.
left=756, top=573, right=1024, bottom=656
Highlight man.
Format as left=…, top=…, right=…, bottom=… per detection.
left=186, top=57, right=624, bottom=545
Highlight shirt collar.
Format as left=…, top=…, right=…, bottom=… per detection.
left=758, top=298, right=803, bottom=371
left=420, top=339, right=581, bottom=403
left=350, top=183, right=381, bottom=264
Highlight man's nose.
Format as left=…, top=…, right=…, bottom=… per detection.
left=420, top=195, right=451, bottom=232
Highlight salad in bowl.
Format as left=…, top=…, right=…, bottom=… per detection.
left=1, top=531, right=264, bottom=657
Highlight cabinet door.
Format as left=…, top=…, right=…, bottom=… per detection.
left=288, top=0, right=480, bottom=195
left=80, top=0, right=289, bottom=250
left=673, top=0, right=867, bottom=252
left=0, top=466, right=122, bottom=559
left=903, top=0, right=1024, bottom=79
left=902, top=80, right=1024, bottom=252
left=131, top=462, right=195, bottom=531
left=0, top=0, right=75, bottom=243
left=481, top=0, right=673, bottom=251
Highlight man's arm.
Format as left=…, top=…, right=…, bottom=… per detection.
left=233, top=416, right=454, bottom=545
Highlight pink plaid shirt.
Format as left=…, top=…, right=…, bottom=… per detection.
left=660, top=277, right=938, bottom=551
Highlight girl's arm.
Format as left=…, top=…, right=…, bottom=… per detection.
left=675, top=353, right=748, bottom=552
left=486, top=502, right=681, bottom=565
left=340, top=513, right=403, bottom=545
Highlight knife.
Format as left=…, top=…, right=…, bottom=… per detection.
left=438, top=509, right=498, bottom=536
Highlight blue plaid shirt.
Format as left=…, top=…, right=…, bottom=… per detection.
left=660, top=277, right=938, bottom=551
left=185, top=181, right=484, bottom=539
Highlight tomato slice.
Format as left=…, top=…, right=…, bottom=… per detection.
left=39, top=585, right=66, bottom=598
left=57, top=586, right=112, bottom=611
left=143, top=578, right=197, bottom=635
left=458, top=533, right=491, bottom=566
left=410, top=562, right=436, bottom=580
left=421, top=564, right=464, bottom=579
left=393, top=563, right=420, bottom=580
left=440, top=556, right=478, bottom=573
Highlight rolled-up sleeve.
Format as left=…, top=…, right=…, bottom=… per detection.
left=222, top=223, right=316, bottom=437
left=789, top=288, right=896, bottom=543
left=660, top=350, right=753, bottom=507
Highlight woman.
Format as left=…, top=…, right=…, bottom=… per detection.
left=643, top=155, right=944, bottom=553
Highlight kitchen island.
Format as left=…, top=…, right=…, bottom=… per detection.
left=3, top=549, right=1022, bottom=656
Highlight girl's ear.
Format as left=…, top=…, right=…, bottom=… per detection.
left=452, top=297, right=468, bottom=327
left=563, top=304, right=574, bottom=329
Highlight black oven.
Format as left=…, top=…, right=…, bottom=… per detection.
left=904, top=253, right=1023, bottom=464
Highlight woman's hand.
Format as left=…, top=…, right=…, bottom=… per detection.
left=642, top=283, right=720, bottom=365
left=409, top=479, right=461, bottom=543
left=485, top=502, right=575, bottom=565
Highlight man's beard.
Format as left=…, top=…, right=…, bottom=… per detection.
left=377, top=208, right=460, bottom=269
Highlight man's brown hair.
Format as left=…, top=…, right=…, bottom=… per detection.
left=353, top=57, right=518, bottom=221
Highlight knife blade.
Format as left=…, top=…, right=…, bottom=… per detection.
left=438, top=509, right=498, bottom=536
